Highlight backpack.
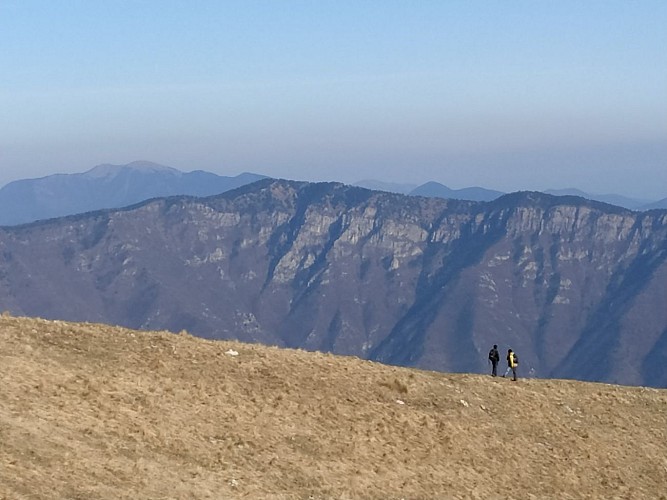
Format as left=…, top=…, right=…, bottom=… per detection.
left=513, top=354, right=519, bottom=365
left=489, top=349, right=499, bottom=362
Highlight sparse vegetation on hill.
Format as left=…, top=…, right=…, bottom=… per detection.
left=1, top=315, right=666, bottom=499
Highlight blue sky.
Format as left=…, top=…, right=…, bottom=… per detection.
left=1, top=1, right=666, bottom=199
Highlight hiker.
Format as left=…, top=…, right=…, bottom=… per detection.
left=504, top=349, right=518, bottom=381
left=488, top=344, right=500, bottom=376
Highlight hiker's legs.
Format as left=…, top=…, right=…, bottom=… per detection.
left=503, top=366, right=511, bottom=377
left=491, top=361, right=497, bottom=377
left=512, top=367, right=517, bottom=381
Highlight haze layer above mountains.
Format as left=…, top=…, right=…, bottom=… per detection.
left=1, top=167, right=666, bottom=387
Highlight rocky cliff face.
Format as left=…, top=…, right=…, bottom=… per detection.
left=1, top=179, right=666, bottom=386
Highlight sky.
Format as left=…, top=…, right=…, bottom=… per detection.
left=1, top=1, right=666, bottom=200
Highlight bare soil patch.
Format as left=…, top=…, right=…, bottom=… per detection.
left=1, top=315, right=666, bottom=499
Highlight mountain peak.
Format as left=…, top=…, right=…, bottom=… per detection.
left=85, top=161, right=181, bottom=179
left=0, top=162, right=265, bottom=226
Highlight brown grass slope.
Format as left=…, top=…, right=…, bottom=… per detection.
left=1, top=315, right=666, bottom=500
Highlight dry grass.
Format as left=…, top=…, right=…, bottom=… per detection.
left=1, top=315, right=667, bottom=500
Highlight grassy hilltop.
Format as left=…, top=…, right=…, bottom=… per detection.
left=1, top=315, right=666, bottom=499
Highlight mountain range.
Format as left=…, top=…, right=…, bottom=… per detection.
left=1, top=162, right=665, bottom=227
left=355, top=179, right=666, bottom=210
left=354, top=179, right=505, bottom=202
left=0, top=161, right=266, bottom=226
left=1, top=178, right=665, bottom=387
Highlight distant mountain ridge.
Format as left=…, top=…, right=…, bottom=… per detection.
left=353, top=179, right=502, bottom=200
left=542, top=188, right=656, bottom=211
left=409, top=181, right=504, bottom=202
left=643, top=197, right=667, bottom=210
left=355, top=179, right=665, bottom=210
left=2, top=164, right=664, bottom=227
left=0, top=161, right=266, bottom=226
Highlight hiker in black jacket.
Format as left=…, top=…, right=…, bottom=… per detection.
left=488, top=344, right=500, bottom=377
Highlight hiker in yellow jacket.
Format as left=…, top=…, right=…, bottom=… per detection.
left=503, top=349, right=518, bottom=381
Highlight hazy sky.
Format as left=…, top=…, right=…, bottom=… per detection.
left=1, top=1, right=666, bottom=199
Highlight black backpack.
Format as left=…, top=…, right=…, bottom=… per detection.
left=489, top=349, right=498, bottom=362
